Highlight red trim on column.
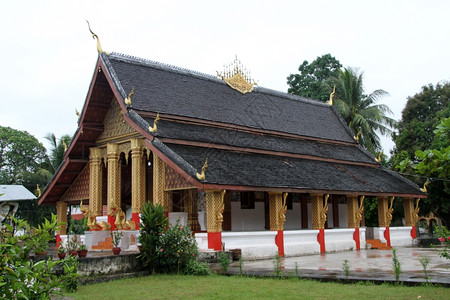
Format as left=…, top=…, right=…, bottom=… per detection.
left=353, top=228, right=360, bottom=250
left=410, top=226, right=417, bottom=239
left=207, top=232, right=222, bottom=251
left=132, top=212, right=140, bottom=230
left=56, top=234, right=61, bottom=248
left=317, top=229, right=325, bottom=253
left=108, top=215, right=116, bottom=231
left=275, top=230, right=285, bottom=257
left=384, top=226, right=391, bottom=247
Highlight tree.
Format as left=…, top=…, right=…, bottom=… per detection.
left=44, top=133, right=71, bottom=175
left=397, top=117, right=450, bottom=226
left=328, top=68, right=396, bottom=154
left=287, top=54, right=342, bottom=101
left=0, top=126, right=48, bottom=185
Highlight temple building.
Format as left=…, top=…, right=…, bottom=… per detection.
left=39, top=47, right=425, bottom=259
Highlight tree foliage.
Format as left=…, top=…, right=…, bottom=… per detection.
left=0, top=126, right=47, bottom=185
left=287, top=54, right=342, bottom=101
left=328, top=68, right=396, bottom=154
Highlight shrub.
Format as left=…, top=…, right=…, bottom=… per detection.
left=0, top=214, right=79, bottom=298
left=218, top=251, right=230, bottom=274
left=156, top=220, right=198, bottom=274
left=435, top=225, right=450, bottom=259
left=183, top=260, right=211, bottom=276
left=138, top=202, right=168, bottom=272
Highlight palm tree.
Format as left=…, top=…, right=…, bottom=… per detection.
left=44, top=133, right=71, bottom=174
left=328, top=68, right=396, bottom=154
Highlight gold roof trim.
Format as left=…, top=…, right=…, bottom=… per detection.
left=86, top=20, right=104, bottom=54
left=217, top=56, right=257, bottom=94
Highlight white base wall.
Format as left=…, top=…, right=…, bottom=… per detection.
left=390, top=226, right=415, bottom=247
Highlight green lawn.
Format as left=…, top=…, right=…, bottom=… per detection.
left=68, top=275, right=448, bottom=300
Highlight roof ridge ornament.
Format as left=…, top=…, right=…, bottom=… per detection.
left=420, top=178, right=429, bottom=193
left=217, top=55, right=257, bottom=94
left=148, top=113, right=160, bottom=133
left=124, top=87, right=134, bottom=106
left=86, top=20, right=104, bottom=54
left=327, top=86, right=336, bottom=106
left=196, top=158, right=208, bottom=181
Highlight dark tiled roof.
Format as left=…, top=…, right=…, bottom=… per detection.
left=147, top=118, right=376, bottom=165
left=156, top=143, right=422, bottom=195
left=103, top=53, right=355, bottom=143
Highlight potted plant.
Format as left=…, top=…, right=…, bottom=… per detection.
left=111, top=229, right=123, bottom=255
left=67, top=235, right=78, bottom=257
left=57, top=245, right=66, bottom=259
left=77, top=243, right=88, bottom=258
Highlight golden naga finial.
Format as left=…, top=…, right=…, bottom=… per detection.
left=375, top=152, right=383, bottom=163
left=354, top=130, right=361, bottom=142
left=124, top=87, right=134, bottom=106
left=75, top=108, right=80, bottom=118
left=217, top=55, right=257, bottom=94
left=86, top=20, right=104, bottom=54
left=148, top=113, right=160, bottom=133
left=196, top=158, right=208, bottom=181
left=327, top=86, right=336, bottom=106
left=62, top=140, right=67, bottom=152
left=420, top=178, right=430, bottom=193
left=36, top=184, right=41, bottom=197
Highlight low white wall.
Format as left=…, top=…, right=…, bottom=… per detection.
left=390, top=226, right=414, bottom=247
left=284, top=230, right=320, bottom=256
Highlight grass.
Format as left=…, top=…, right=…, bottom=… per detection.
left=68, top=275, right=448, bottom=299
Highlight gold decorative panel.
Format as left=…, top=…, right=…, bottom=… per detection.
left=89, top=147, right=103, bottom=216
left=165, top=164, right=194, bottom=191
left=268, top=192, right=287, bottom=231
left=403, top=197, right=416, bottom=226
left=61, top=164, right=90, bottom=202
left=153, top=155, right=168, bottom=209
left=311, top=194, right=328, bottom=230
left=347, top=195, right=364, bottom=228
left=378, top=197, right=394, bottom=227
left=131, top=138, right=146, bottom=214
left=107, top=143, right=121, bottom=215
left=97, top=98, right=136, bottom=143
left=206, top=190, right=225, bottom=232
left=56, top=202, right=68, bottom=235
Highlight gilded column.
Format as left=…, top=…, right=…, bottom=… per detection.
left=268, top=192, right=287, bottom=256
left=152, top=155, right=168, bottom=210
left=206, top=189, right=225, bottom=250
left=403, top=197, right=419, bottom=239
left=89, top=147, right=103, bottom=216
left=311, top=194, right=328, bottom=253
left=378, top=196, right=393, bottom=247
left=131, top=138, right=145, bottom=229
left=56, top=201, right=68, bottom=248
left=107, top=143, right=121, bottom=230
left=347, top=195, right=364, bottom=250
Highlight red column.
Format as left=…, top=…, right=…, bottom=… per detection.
left=208, top=232, right=222, bottom=251
left=275, top=230, right=285, bottom=257
left=353, top=227, right=361, bottom=250
left=384, top=226, right=391, bottom=247
left=317, top=229, right=325, bottom=253
left=410, top=226, right=417, bottom=239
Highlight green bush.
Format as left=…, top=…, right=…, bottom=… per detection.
left=0, top=214, right=79, bottom=299
left=183, top=259, right=211, bottom=275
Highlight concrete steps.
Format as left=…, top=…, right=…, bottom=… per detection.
left=91, top=236, right=113, bottom=250
left=366, top=239, right=392, bottom=250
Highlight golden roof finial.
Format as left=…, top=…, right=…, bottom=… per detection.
left=354, top=129, right=361, bottom=142
left=86, top=20, right=104, bottom=54
left=148, top=113, right=160, bottom=133
left=62, top=140, right=67, bottom=152
left=375, top=152, right=383, bottom=163
left=217, top=56, right=257, bottom=94
left=124, top=87, right=134, bottom=106
left=36, top=184, right=41, bottom=197
left=75, top=108, right=80, bottom=118
left=420, top=178, right=430, bottom=193
left=327, top=86, right=336, bottom=106
left=196, top=158, right=208, bottom=181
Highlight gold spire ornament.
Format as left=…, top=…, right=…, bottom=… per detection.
left=420, top=178, right=430, bottom=193
left=327, top=86, right=336, bottom=106
left=354, top=130, right=361, bottom=142
left=124, top=87, right=134, bottom=106
left=86, top=20, right=104, bottom=54
left=62, top=140, right=67, bottom=152
left=375, top=152, right=383, bottom=163
left=196, top=158, right=208, bottom=180
left=75, top=109, right=80, bottom=118
left=217, top=56, right=257, bottom=94
left=148, top=113, right=160, bottom=133
left=36, top=184, right=41, bottom=197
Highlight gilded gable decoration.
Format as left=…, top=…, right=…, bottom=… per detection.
left=196, top=158, right=208, bottom=181
left=124, top=87, right=134, bottom=107
left=217, top=56, right=257, bottom=94
left=97, top=98, right=137, bottom=142
left=148, top=113, right=160, bottom=133
left=86, top=20, right=105, bottom=54
left=165, top=164, right=194, bottom=191
left=61, top=164, right=90, bottom=202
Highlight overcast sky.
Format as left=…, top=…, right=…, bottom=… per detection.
left=1, top=0, right=449, bottom=154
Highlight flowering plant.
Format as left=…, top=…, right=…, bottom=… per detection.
left=111, top=229, right=123, bottom=247
left=435, top=225, right=450, bottom=259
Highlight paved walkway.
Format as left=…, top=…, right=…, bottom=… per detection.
left=226, top=247, right=450, bottom=285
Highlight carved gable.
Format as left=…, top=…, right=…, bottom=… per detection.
left=97, top=98, right=136, bottom=142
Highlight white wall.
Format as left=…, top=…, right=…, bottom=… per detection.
left=231, top=202, right=265, bottom=231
